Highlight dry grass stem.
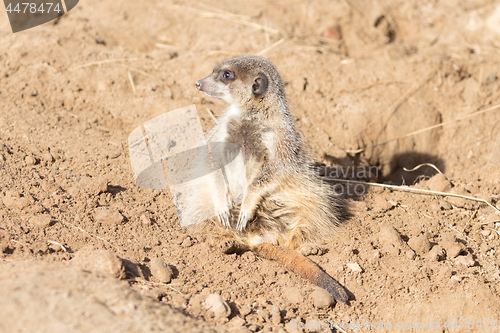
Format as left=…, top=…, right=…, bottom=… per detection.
left=403, top=163, right=443, bottom=174
left=256, top=38, right=285, bottom=56
left=69, top=58, right=138, bottom=70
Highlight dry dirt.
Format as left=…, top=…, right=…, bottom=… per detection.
left=1, top=0, right=500, bottom=332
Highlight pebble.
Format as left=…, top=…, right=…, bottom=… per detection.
left=381, top=243, right=400, bottom=256
left=379, top=225, right=412, bottom=254
left=25, top=155, right=37, bottom=166
left=322, top=25, right=342, bottom=41
left=270, top=304, right=281, bottom=325
left=408, top=234, right=432, bottom=255
left=426, top=245, right=446, bottom=262
left=205, top=294, right=231, bottom=318
left=455, top=254, right=475, bottom=267
left=257, top=310, right=269, bottom=322
left=427, top=173, right=452, bottom=192
left=181, top=237, right=193, bottom=248
left=28, top=214, right=51, bottom=228
left=346, top=262, right=363, bottom=273
left=239, top=304, right=252, bottom=317
left=0, top=153, right=5, bottom=162
left=451, top=275, right=462, bottom=282
left=405, top=249, right=416, bottom=260
left=481, top=229, right=491, bottom=237
left=283, top=287, right=303, bottom=304
left=69, top=176, right=109, bottom=197
left=310, top=288, right=334, bottom=309
left=486, top=213, right=499, bottom=223
left=140, top=214, right=152, bottom=226
left=445, top=244, right=463, bottom=258
left=42, top=153, right=54, bottom=163
left=150, top=258, right=173, bottom=283
left=480, top=242, right=492, bottom=254
left=229, top=317, right=246, bottom=327
left=94, top=209, right=124, bottom=225
left=486, top=74, right=498, bottom=84
left=72, top=248, right=126, bottom=279
left=445, top=186, right=470, bottom=208
left=2, top=192, right=30, bottom=210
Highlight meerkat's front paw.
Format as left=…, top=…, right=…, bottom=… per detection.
left=216, top=208, right=231, bottom=228
left=236, top=208, right=254, bottom=231
left=221, top=239, right=239, bottom=254
left=299, top=244, right=326, bottom=256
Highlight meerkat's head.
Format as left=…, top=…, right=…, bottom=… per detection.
left=195, top=55, right=285, bottom=108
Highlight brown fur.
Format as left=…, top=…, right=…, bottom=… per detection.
left=193, top=55, right=350, bottom=303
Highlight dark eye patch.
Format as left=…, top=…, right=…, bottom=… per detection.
left=219, top=70, right=235, bottom=83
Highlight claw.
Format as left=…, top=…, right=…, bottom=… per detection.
left=236, top=211, right=250, bottom=231
left=217, top=210, right=231, bottom=228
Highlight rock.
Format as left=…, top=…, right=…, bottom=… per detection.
left=140, top=214, right=151, bottom=226
left=181, top=237, right=192, bottom=248
left=2, top=192, right=30, bottom=210
left=72, top=248, right=126, bottom=279
left=381, top=243, right=400, bottom=256
left=405, top=249, right=416, bottom=260
left=379, top=225, right=412, bottom=254
left=28, top=214, right=52, bottom=228
left=322, top=25, right=342, bottom=41
left=426, top=245, right=446, bottom=262
left=426, top=173, right=452, bottom=192
left=408, top=234, right=432, bottom=255
left=451, top=275, right=462, bottom=282
left=439, top=200, right=452, bottom=210
left=24, top=155, right=37, bottom=166
left=455, top=254, right=475, bottom=267
left=445, top=244, right=463, bottom=258
left=270, top=304, right=281, bottom=325
left=257, top=310, right=269, bottom=322
left=480, top=242, right=493, bottom=254
left=445, top=186, right=470, bottom=208
left=239, top=304, right=252, bottom=317
left=346, top=262, right=363, bottom=273
left=69, top=176, right=108, bottom=197
left=150, top=258, right=173, bottom=283
left=42, top=153, right=54, bottom=163
left=95, top=209, right=124, bottom=225
left=204, top=294, right=231, bottom=318
left=229, top=316, right=246, bottom=327
left=485, top=213, right=500, bottom=223
left=283, top=287, right=303, bottom=304
left=310, top=288, right=334, bottom=309
left=374, top=199, right=394, bottom=213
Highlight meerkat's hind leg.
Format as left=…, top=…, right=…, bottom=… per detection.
left=220, top=238, right=249, bottom=254
left=299, top=243, right=326, bottom=256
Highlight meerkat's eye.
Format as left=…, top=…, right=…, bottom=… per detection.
left=220, top=70, right=235, bottom=82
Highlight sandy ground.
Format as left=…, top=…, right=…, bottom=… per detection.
left=1, top=0, right=500, bottom=332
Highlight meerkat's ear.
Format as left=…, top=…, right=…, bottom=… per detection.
left=252, top=73, right=268, bottom=97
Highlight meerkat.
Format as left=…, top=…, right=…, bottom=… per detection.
left=191, top=55, right=350, bottom=303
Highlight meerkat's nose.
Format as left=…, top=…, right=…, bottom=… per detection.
left=195, top=81, right=202, bottom=90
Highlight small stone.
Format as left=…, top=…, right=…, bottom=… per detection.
left=439, top=200, right=452, bottom=210
left=446, top=244, right=463, bottom=258
left=426, top=173, right=452, bottom=192
left=322, top=25, right=342, bottom=41
left=382, top=243, right=400, bottom=256
left=378, top=225, right=412, bottom=253
left=42, top=153, right=54, bottom=163
left=270, top=305, right=281, bottom=325
left=486, top=213, right=500, bottom=223
left=346, top=262, right=363, bottom=273
left=374, top=199, right=394, bottom=212
left=72, top=248, right=126, bottom=279
left=486, top=74, right=498, bottom=84
left=283, top=287, right=303, bottom=304
left=140, top=214, right=151, bottom=226
left=480, top=242, right=492, bottom=254
left=310, top=288, right=334, bottom=309
left=25, top=155, right=37, bottom=166
left=455, top=254, right=475, bottom=267
left=408, top=234, right=432, bottom=255
left=150, top=257, right=173, bottom=283
left=405, top=249, right=416, bottom=260
left=109, top=151, right=121, bottom=159
left=28, top=214, right=51, bottom=228
left=205, top=294, right=231, bottom=318
left=181, top=237, right=192, bottom=248
left=69, top=176, right=108, bottom=197
left=229, top=317, right=246, bottom=327
left=257, top=310, right=269, bottom=322
left=451, top=275, right=462, bottom=282
left=2, top=193, right=30, bottom=210
left=446, top=186, right=469, bottom=208
left=437, top=267, right=452, bottom=281
left=481, top=229, right=491, bottom=237
left=94, top=209, right=124, bottom=225
left=239, top=304, right=252, bottom=317
left=0, top=153, right=5, bottom=162
left=426, top=245, right=446, bottom=262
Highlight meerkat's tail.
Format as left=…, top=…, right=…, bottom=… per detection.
left=251, top=243, right=349, bottom=303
